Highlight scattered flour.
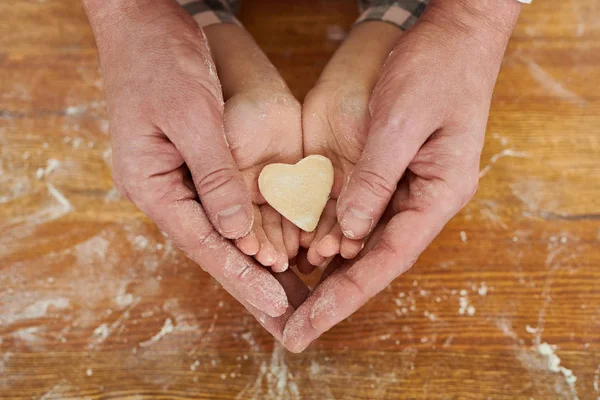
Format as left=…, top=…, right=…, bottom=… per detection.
left=423, top=311, right=436, bottom=321
left=477, top=282, right=488, bottom=296
left=458, top=292, right=475, bottom=316
left=3, top=297, right=70, bottom=325
left=492, top=132, right=509, bottom=147
left=46, top=183, right=72, bottom=213
left=99, top=120, right=109, bottom=134
left=71, top=137, right=84, bottom=149
left=89, top=307, right=134, bottom=348
left=22, top=297, right=69, bottom=319
left=114, top=292, right=134, bottom=309
left=235, top=342, right=300, bottom=400
left=496, top=320, right=580, bottom=399
left=537, top=342, right=578, bottom=394
left=36, top=159, right=60, bottom=180
left=523, top=57, right=586, bottom=105
left=64, top=105, right=87, bottom=116
left=525, top=325, right=539, bottom=334
left=479, top=149, right=530, bottom=178
left=139, top=318, right=174, bottom=347
left=76, top=235, right=110, bottom=266
left=38, top=383, right=65, bottom=400
left=241, top=331, right=260, bottom=352
left=131, top=235, right=149, bottom=250
left=104, top=187, right=122, bottom=202
left=325, top=24, right=347, bottom=42
left=510, top=179, right=560, bottom=217
left=12, top=326, right=45, bottom=348
left=92, top=324, right=110, bottom=342
left=442, top=335, right=454, bottom=348
left=0, top=181, right=73, bottom=234
left=394, top=290, right=416, bottom=316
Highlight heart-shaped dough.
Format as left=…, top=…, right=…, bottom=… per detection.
left=258, top=155, right=334, bottom=232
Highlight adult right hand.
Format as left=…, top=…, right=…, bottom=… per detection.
left=286, top=0, right=521, bottom=352
left=83, top=0, right=290, bottom=324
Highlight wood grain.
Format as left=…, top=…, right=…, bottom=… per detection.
left=1, top=0, right=599, bottom=399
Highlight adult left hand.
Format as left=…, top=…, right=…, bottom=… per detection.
left=285, top=0, right=521, bottom=352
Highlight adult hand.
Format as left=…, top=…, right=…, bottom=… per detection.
left=285, top=0, right=521, bottom=352
left=83, top=0, right=295, bottom=327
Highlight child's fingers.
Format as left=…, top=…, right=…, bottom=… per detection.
left=234, top=206, right=261, bottom=256
left=307, top=200, right=337, bottom=266
left=340, top=235, right=364, bottom=259
left=300, top=230, right=316, bottom=249
left=317, top=224, right=343, bottom=258
left=307, top=245, right=327, bottom=268
left=253, top=209, right=279, bottom=267
left=261, top=205, right=289, bottom=273
left=234, top=205, right=261, bottom=256
left=282, top=217, right=300, bottom=259
left=235, top=232, right=260, bottom=256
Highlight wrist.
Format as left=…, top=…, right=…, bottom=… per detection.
left=317, top=22, right=401, bottom=90
left=423, top=0, right=521, bottom=42
left=82, top=0, right=166, bottom=36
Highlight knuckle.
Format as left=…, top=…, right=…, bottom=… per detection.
left=342, top=270, right=369, bottom=299
left=375, top=235, right=399, bottom=258
left=198, top=228, right=221, bottom=250
left=111, top=167, right=143, bottom=206
left=356, top=169, right=397, bottom=201
left=189, top=228, right=221, bottom=259
left=442, top=170, right=479, bottom=215
left=111, top=153, right=152, bottom=210
left=195, top=167, right=238, bottom=198
left=166, top=93, right=221, bottom=132
left=234, top=263, right=254, bottom=281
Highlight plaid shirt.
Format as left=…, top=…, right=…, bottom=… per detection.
left=176, top=0, right=529, bottom=30
left=176, top=0, right=430, bottom=30
left=357, top=0, right=429, bottom=30
left=177, top=0, right=241, bottom=27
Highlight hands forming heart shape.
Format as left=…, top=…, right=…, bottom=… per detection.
left=87, top=0, right=521, bottom=351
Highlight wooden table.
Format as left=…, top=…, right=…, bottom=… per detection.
left=1, top=0, right=599, bottom=399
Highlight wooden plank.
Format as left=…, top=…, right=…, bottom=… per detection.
left=1, top=0, right=599, bottom=399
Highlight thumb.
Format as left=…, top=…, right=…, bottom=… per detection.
left=168, top=97, right=253, bottom=240
left=336, top=114, right=428, bottom=240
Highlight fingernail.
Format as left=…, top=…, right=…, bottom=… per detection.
left=217, top=205, right=250, bottom=234
left=341, top=208, right=373, bottom=239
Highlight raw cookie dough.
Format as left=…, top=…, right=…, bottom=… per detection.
left=258, top=155, right=334, bottom=232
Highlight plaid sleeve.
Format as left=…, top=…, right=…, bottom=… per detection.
left=357, top=0, right=530, bottom=31
left=356, top=0, right=429, bottom=30
left=176, top=0, right=240, bottom=28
